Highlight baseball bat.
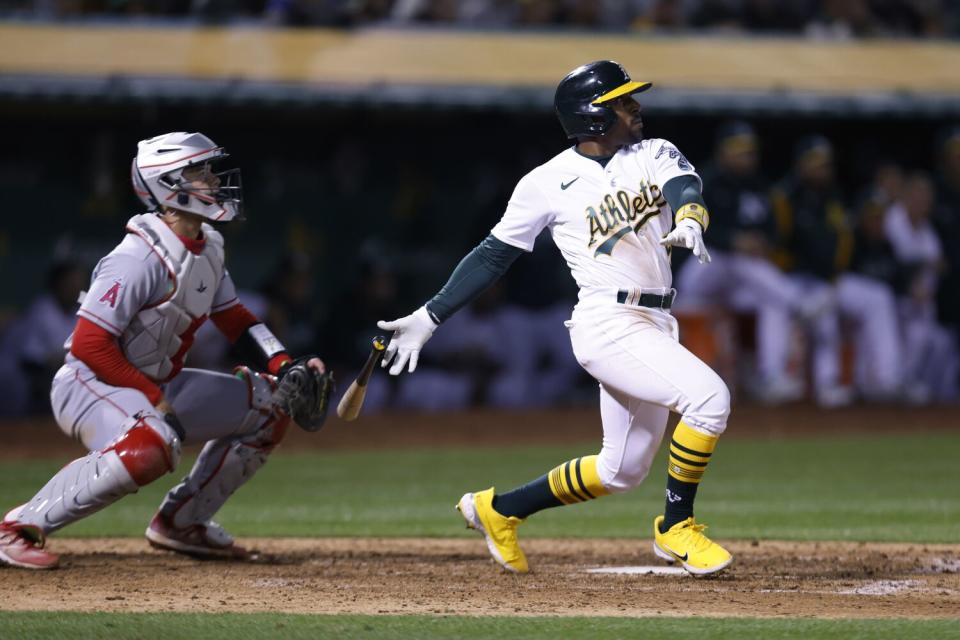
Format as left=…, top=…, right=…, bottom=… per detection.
left=336, top=335, right=387, bottom=421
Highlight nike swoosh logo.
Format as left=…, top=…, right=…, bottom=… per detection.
left=196, top=282, right=207, bottom=293
left=560, top=177, right=580, bottom=190
left=663, top=543, right=688, bottom=562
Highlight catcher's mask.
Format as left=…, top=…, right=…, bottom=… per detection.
left=131, top=131, right=244, bottom=222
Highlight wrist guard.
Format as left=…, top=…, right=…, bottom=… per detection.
left=675, top=203, right=710, bottom=232
left=235, top=323, right=289, bottom=373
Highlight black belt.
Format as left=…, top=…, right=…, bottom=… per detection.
left=616, top=289, right=675, bottom=310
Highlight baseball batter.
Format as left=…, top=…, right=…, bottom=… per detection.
left=378, top=61, right=732, bottom=575
left=0, top=132, right=332, bottom=570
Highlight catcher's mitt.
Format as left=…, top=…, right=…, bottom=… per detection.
left=273, top=357, right=335, bottom=432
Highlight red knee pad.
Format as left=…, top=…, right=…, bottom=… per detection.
left=106, top=422, right=174, bottom=486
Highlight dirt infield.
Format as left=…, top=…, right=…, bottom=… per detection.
left=2, top=407, right=958, bottom=619
left=3, top=537, right=958, bottom=619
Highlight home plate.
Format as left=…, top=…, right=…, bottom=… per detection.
left=586, top=566, right=687, bottom=576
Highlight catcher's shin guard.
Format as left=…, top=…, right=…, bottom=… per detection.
left=231, top=366, right=282, bottom=433
left=157, top=368, right=290, bottom=529
left=11, top=414, right=180, bottom=534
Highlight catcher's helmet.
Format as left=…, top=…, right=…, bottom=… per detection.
left=554, top=60, right=652, bottom=139
left=131, top=132, right=243, bottom=222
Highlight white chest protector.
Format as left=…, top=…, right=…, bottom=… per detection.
left=121, top=214, right=225, bottom=381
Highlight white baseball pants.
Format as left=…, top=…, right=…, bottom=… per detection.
left=567, top=294, right=730, bottom=493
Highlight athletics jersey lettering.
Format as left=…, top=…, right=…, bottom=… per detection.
left=586, top=181, right=665, bottom=256
left=490, top=138, right=699, bottom=294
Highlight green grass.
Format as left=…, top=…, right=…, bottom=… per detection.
left=1, top=612, right=959, bottom=640
left=1, top=433, right=958, bottom=542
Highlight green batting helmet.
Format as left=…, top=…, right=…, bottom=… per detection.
left=554, top=60, right=652, bottom=139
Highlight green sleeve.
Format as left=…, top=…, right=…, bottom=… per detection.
left=425, top=234, right=524, bottom=323
left=662, top=175, right=706, bottom=213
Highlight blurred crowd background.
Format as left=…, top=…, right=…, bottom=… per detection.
left=1, top=0, right=959, bottom=39
left=0, top=1, right=958, bottom=418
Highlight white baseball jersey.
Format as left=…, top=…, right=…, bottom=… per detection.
left=491, top=139, right=699, bottom=299
left=490, top=139, right=729, bottom=492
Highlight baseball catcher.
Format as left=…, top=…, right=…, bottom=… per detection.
left=0, top=132, right=332, bottom=569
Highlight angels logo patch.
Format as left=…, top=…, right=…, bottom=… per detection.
left=98, top=279, right=123, bottom=308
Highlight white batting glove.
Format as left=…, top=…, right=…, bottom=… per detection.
left=376, top=306, right=439, bottom=375
left=659, top=218, right=712, bottom=264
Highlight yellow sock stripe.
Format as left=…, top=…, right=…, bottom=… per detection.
left=548, top=464, right=579, bottom=505
left=669, top=450, right=709, bottom=468
left=563, top=462, right=588, bottom=502
left=672, top=421, right=718, bottom=455
left=669, top=443, right=711, bottom=464
left=667, top=421, right=719, bottom=484
left=548, top=458, right=614, bottom=505
left=667, top=460, right=705, bottom=483
left=574, top=455, right=610, bottom=498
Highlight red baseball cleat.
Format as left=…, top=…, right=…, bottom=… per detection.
left=0, top=521, right=59, bottom=570
left=145, top=513, right=250, bottom=559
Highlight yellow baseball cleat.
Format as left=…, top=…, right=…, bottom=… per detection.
left=653, top=515, right=733, bottom=576
left=457, top=488, right=529, bottom=574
